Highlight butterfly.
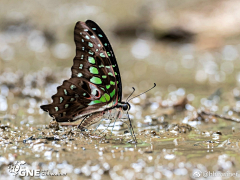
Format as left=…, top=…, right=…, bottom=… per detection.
left=41, top=20, right=155, bottom=142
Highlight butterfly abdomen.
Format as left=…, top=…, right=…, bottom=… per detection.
left=77, top=112, right=103, bottom=129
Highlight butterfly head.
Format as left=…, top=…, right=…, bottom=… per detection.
left=122, top=102, right=131, bottom=111
left=117, top=102, right=131, bottom=111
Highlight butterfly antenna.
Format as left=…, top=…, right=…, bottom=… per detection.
left=127, top=83, right=156, bottom=102
left=126, top=87, right=135, bottom=102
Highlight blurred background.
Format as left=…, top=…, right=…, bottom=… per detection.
left=1, top=1, right=240, bottom=179
left=1, top=0, right=240, bottom=120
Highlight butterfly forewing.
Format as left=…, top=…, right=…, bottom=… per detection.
left=85, top=20, right=122, bottom=102
left=72, top=21, right=119, bottom=104
left=41, top=20, right=122, bottom=122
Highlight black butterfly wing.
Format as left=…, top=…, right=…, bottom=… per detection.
left=72, top=21, right=120, bottom=106
left=85, top=20, right=122, bottom=102
left=41, top=78, right=105, bottom=122
left=41, top=20, right=120, bottom=122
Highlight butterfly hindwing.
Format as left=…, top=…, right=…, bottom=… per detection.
left=41, top=77, right=105, bottom=122
left=41, top=20, right=121, bottom=122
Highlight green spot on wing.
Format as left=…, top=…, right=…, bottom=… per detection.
left=106, top=85, right=110, bottom=89
left=100, top=96, right=106, bottom=102
left=110, top=81, right=115, bottom=85
left=104, top=94, right=110, bottom=101
left=88, top=42, right=93, bottom=48
left=98, top=34, right=103, bottom=37
left=79, top=64, right=83, bottom=69
left=100, top=93, right=110, bottom=102
left=115, top=72, right=117, bottom=75
left=70, top=85, right=76, bottom=90
left=64, top=89, right=67, bottom=95
left=90, top=77, right=102, bottom=84
left=88, top=50, right=94, bottom=55
left=110, top=89, right=116, bottom=98
left=88, top=100, right=101, bottom=105
left=100, top=53, right=105, bottom=58
left=60, top=97, right=63, bottom=103
left=88, top=57, right=95, bottom=64
left=102, top=75, right=107, bottom=78
left=108, top=72, right=114, bottom=76
left=89, top=67, right=99, bottom=74
left=55, top=107, right=59, bottom=111
left=65, top=104, right=69, bottom=108
left=70, top=98, right=75, bottom=102
left=77, top=73, right=83, bottom=77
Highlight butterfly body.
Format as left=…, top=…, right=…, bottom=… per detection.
left=41, top=20, right=130, bottom=130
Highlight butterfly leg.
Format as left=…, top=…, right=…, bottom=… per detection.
left=92, top=118, right=105, bottom=134
left=126, top=111, right=137, bottom=143
left=110, top=110, right=120, bottom=137
left=98, top=108, right=112, bottom=134
left=98, top=110, right=113, bottom=135
left=119, top=112, right=137, bottom=143
left=77, top=116, right=88, bottom=131
left=119, top=119, right=134, bottom=139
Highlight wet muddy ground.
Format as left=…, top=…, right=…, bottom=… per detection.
left=1, top=90, right=240, bottom=180
left=1, top=0, right=240, bottom=179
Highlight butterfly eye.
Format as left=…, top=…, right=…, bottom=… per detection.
left=122, top=104, right=128, bottom=111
